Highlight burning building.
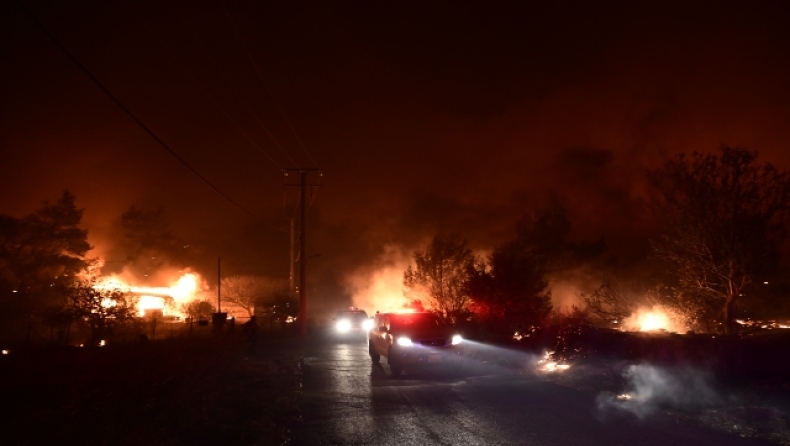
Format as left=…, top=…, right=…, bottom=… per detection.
left=95, top=272, right=206, bottom=319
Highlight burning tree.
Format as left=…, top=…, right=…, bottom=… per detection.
left=648, top=146, right=790, bottom=334
left=403, top=232, right=476, bottom=321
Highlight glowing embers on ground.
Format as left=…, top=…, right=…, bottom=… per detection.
left=95, top=272, right=204, bottom=317
left=513, top=327, right=538, bottom=341
left=736, top=319, right=790, bottom=329
left=537, top=351, right=570, bottom=373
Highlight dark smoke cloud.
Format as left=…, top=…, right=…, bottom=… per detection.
left=2, top=1, right=789, bottom=312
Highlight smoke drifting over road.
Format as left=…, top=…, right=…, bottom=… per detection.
left=596, top=364, right=722, bottom=419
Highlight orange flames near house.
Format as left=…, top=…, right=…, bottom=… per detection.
left=95, top=272, right=203, bottom=317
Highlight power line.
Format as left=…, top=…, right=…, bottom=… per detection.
left=18, top=3, right=256, bottom=217
left=221, top=3, right=320, bottom=168
left=306, top=176, right=323, bottom=214
left=111, top=0, right=283, bottom=172
left=151, top=29, right=283, bottom=171
left=171, top=3, right=298, bottom=167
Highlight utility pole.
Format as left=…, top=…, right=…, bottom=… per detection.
left=212, top=257, right=225, bottom=330
left=283, top=168, right=322, bottom=337
left=217, top=257, right=221, bottom=313
left=289, top=218, right=295, bottom=291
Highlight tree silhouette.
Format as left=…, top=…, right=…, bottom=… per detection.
left=466, top=236, right=551, bottom=339
left=0, top=191, right=92, bottom=324
left=465, top=200, right=596, bottom=340
left=64, top=280, right=135, bottom=346
left=648, top=146, right=790, bottom=334
left=403, top=232, right=476, bottom=321
left=182, top=300, right=215, bottom=321
left=221, top=275, right=289, bottom=317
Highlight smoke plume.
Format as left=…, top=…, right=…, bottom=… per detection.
left=343, top=244, right=413, bottom=313
left=597, top=364, right=721, bottom=419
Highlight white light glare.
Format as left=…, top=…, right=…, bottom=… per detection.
left=335, top=319, right=351, bottom=333
left=451, top=334, right=463, bottom=345
left=397, top=337, right=413, bottom=347
left=363, top=318, right=374, bottom=330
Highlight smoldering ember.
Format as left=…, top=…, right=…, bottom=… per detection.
left=2, top=1, right=790, bottom=445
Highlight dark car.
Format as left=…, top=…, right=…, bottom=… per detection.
left=333, top=307, right=373, bottom=337
left=368, top=311, right=463, bottom=377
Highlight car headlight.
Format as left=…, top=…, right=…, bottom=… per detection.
left=362, top=318, right=374, bottom=330
left=396, top=337, right=413, bottom=347
left=451, top=334, right=463, bottom=345
left=335, top=319, right=351, bottom=332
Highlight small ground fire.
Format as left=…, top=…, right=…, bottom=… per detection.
left=623, top=307, right=686, bottom=333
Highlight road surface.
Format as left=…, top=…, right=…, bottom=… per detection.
left=290, top=337, right=770, bottom=445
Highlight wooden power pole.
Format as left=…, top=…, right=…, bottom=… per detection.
left=289, top=218, right=295, bottom=291
left=283, top=168, right=322, bottom=336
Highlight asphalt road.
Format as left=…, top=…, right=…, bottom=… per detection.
left=290, top=336, right=771, bottom=446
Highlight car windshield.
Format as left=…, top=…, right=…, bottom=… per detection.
left=389, top=313, right=443, bottom=330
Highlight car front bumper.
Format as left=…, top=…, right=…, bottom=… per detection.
left=389, top=345, right=464, bottom=366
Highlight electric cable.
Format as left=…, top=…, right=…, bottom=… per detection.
left=111, top=0, right=283, bottom=173
left=171, top=3, right=298, bottom=167
left=18, top=3, right=257, bottom=218
left=220, top=3, right=320, bottom=168
left=306, top=176, right=322, bottom=214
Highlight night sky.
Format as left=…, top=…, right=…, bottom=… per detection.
left=2, top=1, right=790, bottom=313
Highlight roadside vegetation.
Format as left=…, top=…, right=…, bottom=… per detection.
left=403, top=146, right=790, bottom=339
left=400, top=146, right=790, bottom=406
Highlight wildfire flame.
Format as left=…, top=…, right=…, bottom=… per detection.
left=622, top=306, right=685, bottom=333
left=95, top=272, right=203, bottom=317
left=345, top=246, right=413, bottom=313
left=537, top=351, right=571, bottom=373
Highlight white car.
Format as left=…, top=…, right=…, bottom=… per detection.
left=333, top=307, right=374, bottom=337
left=368, top=311, right=463, bottom=377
